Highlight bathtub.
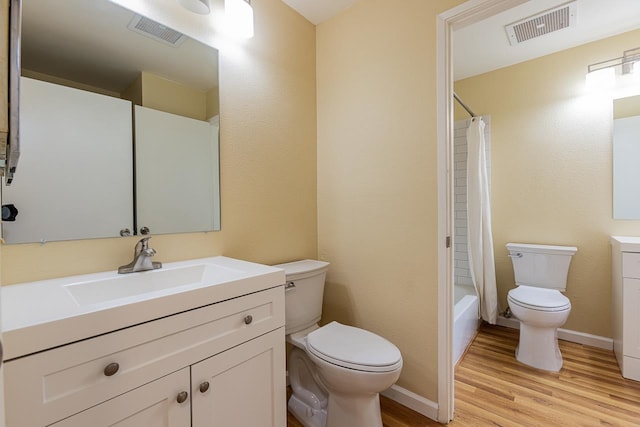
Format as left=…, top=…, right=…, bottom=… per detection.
left=453, top=284, right=480, bottom=366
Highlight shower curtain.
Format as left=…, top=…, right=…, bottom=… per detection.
left=466, top=118, right=498, bottom=324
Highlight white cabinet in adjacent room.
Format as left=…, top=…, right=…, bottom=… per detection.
left=611, top=236, right=640, bottom=381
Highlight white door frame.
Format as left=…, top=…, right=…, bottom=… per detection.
left=436, top=0, right=528, bottom=422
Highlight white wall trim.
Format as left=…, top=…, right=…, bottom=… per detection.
left=437, top=1, right=548, bottom=424
left=435, top=8, right=454, bottom=424
left=382, top=385, right=439, bottom=421
left=496, top=315, right=614, bottom=350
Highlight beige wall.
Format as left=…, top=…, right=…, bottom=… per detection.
left=317, top=0, right=465, bottom=402
left=614, top=94, right=640, bottom=119
left=122, top=74, right=143, bottom=106
left=206, top=86, right=220, bottom=119
left=140, top=71, right=208, bottom=120
left=454, top=29, right=640, bottom=338
left=122, top=71, right=219, bottom=120
left=21, top=69, right=121, bottom=98
left=1, top=0, right=318, bottom=284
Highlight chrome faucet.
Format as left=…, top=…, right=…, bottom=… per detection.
left=118, top=237, right=162, bottom=274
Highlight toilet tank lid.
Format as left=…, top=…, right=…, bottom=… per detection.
left=506, top=243, right=577, bottom=255
left=273, top=259, right=329, bottom=278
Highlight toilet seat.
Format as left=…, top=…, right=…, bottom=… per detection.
left=306, top=322, right=402, bottom=372
left=508, top=285, right=570, bottom=312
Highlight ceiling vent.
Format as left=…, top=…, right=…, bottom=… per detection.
left=505, top=1, right=577, bottom=46
left=127, top=15, right=187, bottom=47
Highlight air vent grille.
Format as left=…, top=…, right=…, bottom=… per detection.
left=127, top=15, right=186, bottom=47
left=505, top=1, right=577, bottom=45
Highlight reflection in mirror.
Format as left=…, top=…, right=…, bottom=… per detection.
left=613, top=94, right=640, bottom=219
left=1, top=0, right=221, bottom=243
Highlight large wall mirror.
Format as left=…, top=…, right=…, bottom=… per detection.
left=2, top=0, right=221, bottom=244
left=613, top=94, right=640, bottom=220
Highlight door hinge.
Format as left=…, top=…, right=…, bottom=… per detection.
left=446, top=236, right=451, bottom=248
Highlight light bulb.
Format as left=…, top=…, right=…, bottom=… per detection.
left=585, top=67, right=615, bottom=92
left=178, top=0, right=210, bottom=15
left=225, top=0, right=254, bottom=39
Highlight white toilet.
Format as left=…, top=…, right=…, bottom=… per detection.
left=275, top=259, right=402, bottom=427
left=506, top=243, right=577, bottom=372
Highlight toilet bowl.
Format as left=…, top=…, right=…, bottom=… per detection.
left=506, top=243, right=577, bottom=372
left=507, top=286, right=571, bottom=371
left=276, top=260, right=402, bottom=427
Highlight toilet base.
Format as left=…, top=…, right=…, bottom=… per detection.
left=326, top=392, right=383, bottom=427
left=288, top=394, right=327, bottom=427
left=287, top=347, right=328, bottom=427
left=516, top=323, right=563, bottom=372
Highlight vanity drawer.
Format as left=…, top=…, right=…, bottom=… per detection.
left=623, top=252, right=640, bottom=278
left=4, top=286, right=284, bottom=427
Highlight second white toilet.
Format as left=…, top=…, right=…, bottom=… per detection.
left=275, top=259, right=402, bottom=427
left=506, top=243, right=577, bottom=372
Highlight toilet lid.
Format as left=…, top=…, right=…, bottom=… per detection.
left=508, top=286, right=571, bottom=312
left=306, top=322, right=402, bottom=372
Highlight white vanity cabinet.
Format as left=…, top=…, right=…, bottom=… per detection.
left=3, top=279, right=286, bottom=427
left=192, top=328, right=285, bottom=426
left=611, top=236, right=640, bottom=381
left=51, top=368, right=192, bottom=427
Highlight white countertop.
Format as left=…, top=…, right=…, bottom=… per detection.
left=1, top=256, right=285, bottom=360
left=611, top=236, right=640, bottom=252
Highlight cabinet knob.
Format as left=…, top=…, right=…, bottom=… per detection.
left=199, top=381, right=210, bottom=393
left=103, top=362, right=120, bottom=377
left=176, top=391, right=189, bottom=404
left=244, top=315, right=253, bottom=325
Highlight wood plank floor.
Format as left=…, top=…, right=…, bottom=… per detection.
left=287, top=324, right=640, bottom=426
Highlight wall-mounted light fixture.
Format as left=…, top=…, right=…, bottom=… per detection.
left=586, top=47, right=640, bottom=91
left=225, top=0, right=254, bottom=38
left=178, top=0, right=211, bottom=15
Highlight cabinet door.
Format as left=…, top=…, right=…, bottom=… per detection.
left=2, top=77, right=133, bottom=243
left=623, top=278, right=640, bottom=358
left=51, top=368, right=191, bottom=427
left=135, top=105, right=217, bottom=235
left=192, top=328, right=286, bottom=427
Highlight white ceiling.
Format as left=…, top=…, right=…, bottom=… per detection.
left=282, top=0, right=640, bottom=81
left=25, top=0, right=640, bottom=91
left=22, top=0, right=219, bottom=93
left=281, top=0, right=357, bottom=25
left=453, top=0, right=640, bottom=80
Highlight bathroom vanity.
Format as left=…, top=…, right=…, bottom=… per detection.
left=611, top=236, right=640, bottom=381
left=1, top=257, right=287, bottom=426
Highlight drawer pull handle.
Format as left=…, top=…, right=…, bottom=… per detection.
left=244, top=315, right=253, bottom=325
left=199, top=381, right=210, bottom=393
left=103, top=362, right=119, bottom=377
left=176, top=391, right=189, bottom=404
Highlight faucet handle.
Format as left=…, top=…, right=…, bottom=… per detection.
left=135, top=236, right=152, bottom=254
left=138, top=236, right=152, bottom=246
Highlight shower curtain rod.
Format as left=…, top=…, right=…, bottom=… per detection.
left=453, top=92, right=476, bottom=118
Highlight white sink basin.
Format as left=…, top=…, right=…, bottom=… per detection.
left=1, top=256, right=285, bottom=360
left=64, top=263, right=246, bottom=306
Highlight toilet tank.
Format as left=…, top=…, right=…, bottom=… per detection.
left=273, top=259, right=330, bottom=335
left=506, top=243, right=577, bottom=291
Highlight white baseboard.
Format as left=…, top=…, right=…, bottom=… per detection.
left=496, top=315, right=613, bottom=351
left=381, top=384, right=439, bottom=421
